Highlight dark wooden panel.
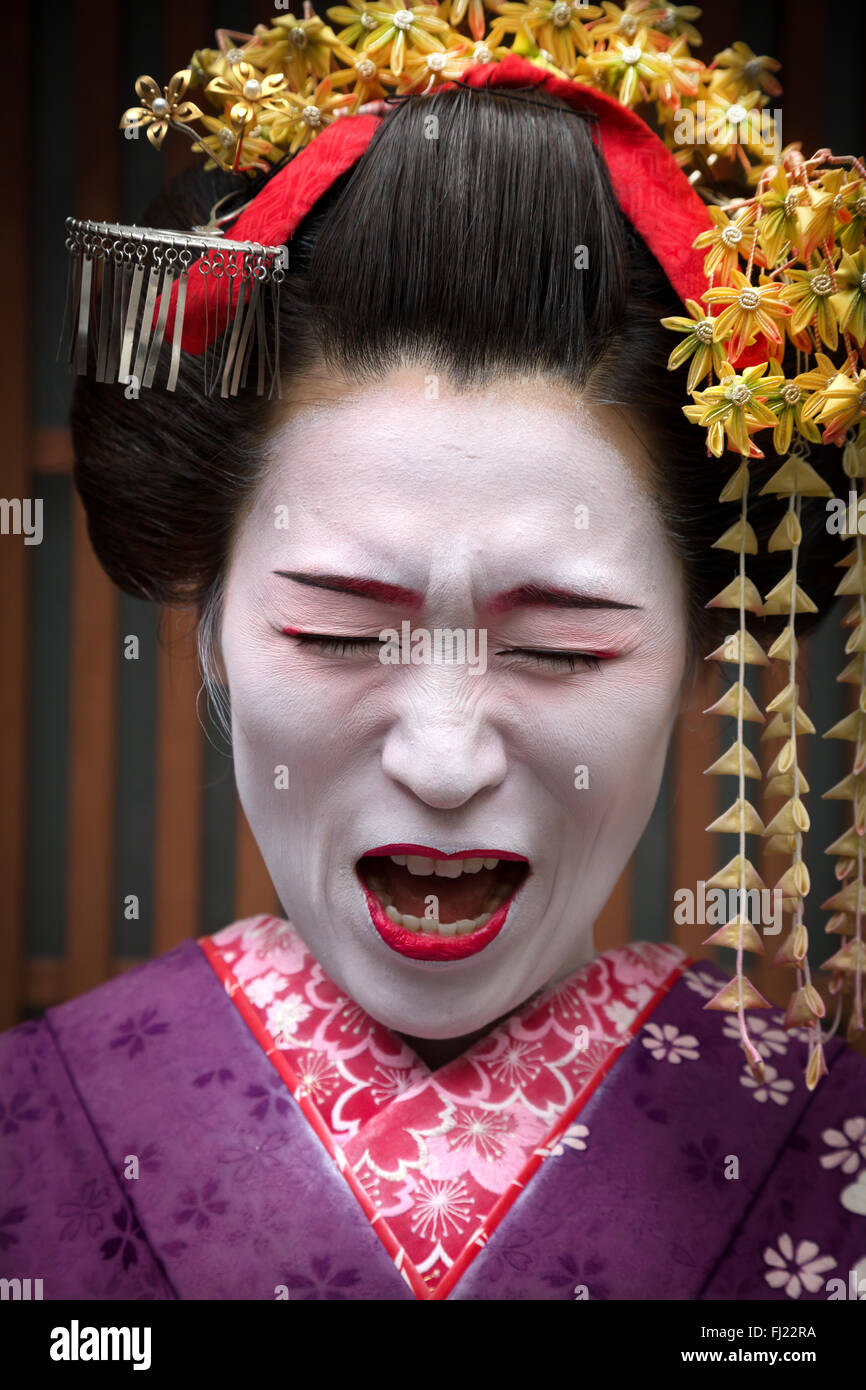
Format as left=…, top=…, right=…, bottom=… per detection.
left=670, top=664, right=723, bottom=962
left=66, top=495, right=118, bottom=996
left=777, top=0, right=828, bottom=159
left=0, top=2, right=32, bottom=1027
left=64, top=0, right=122, bottom=1001
left=33, top=427, right=73, bottom=475
left=25, top=474, right=71, bottom=961
left=114, top=594, right=159, bottom=959
left=154, top=610, right=204, bottom=952
left=164, top=2, right=213, bottom=185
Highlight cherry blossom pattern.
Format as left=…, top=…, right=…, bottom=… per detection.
left=99, top=1204, right=147, bottom=1273
left=116, top=1140, right=161, bottom=1177
left=425, top=1105, right=549, bottom=1192
left=487, top=1037, right=547, bottom=1088
left=207, top=917, right=423, bottom=1144
left=840, top=1171, right=866, bottom=1218
left=172, top=1179, right=228, bottom=1231
left=820, top=1116, right=866, bottom=1176
left=604, top=998, right=646, bottom=1033
left=293, top=1051, right=341, bottom=1105
left=366, top=1063, right=419, bottom=1109
left=0, top=1205, right=27, bottom=1252
left=279, top=1254, right=362, bottom=1300
left=56, top=1179, right=109, bottom=1242
left=0, top=1089, right=42, bottom=1134
left=245, top=970, right=288, bottom=1008
left=641, top=1022, right=700, bottom=1064
left=201, top=916, right=688, bottom=1298
left=850, top=1253, right=866, bottom=1297
left=721, top=1013, right=790, bottom=1059
left=245, top=1073, right=294, bottom=1123
left=229, top=916, right=308, bottom=982
left=763, top=1234, right=837, bottom=1298
left=109, top=1009, right=169, bottom=1059
left=547, top=1121, right=590, bottom=1158
left=409, top=1177, right=473, bottom=1244
left=541, top=1250, right=612, bottom=1300
left=681, top=966, right=721, bottom=999
left=192, top=1066, right=235, bottom=1090
left=680, top=1134, right=730, bottom=1192
left=265, top=994, right=313, bottom=1047
left=739, top=1063, right=795, bottom=1106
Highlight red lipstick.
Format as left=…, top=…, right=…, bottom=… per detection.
left=361, top=883, right=516, bottom=961
left=357, top=845, right=529, bottom=961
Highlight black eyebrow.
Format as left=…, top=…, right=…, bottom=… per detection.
left=273, top=570, right=424, bottom=608
left=486, top=583, right=643, bottom=614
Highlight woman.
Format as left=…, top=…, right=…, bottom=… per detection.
left=2, top=13, right=865, bottom=1300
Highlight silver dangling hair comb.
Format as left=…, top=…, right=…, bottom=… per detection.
left=58, top=219, right=288, bottom=400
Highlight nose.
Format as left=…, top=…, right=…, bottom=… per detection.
left=380, top=671, right=508, bottom=810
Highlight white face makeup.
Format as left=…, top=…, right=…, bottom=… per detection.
left=219, top=366, right=690, bottom=1041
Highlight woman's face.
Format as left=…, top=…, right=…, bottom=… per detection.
left=219, top=366, right=690, bottom=1039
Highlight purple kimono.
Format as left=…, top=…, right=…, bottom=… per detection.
left=2, top=914, right=865, bottom=1300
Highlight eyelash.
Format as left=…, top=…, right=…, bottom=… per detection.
left=498, top=648, right=603, bottom=674
left=288, top=633, right=604, bottom=673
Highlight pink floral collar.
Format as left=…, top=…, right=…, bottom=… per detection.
left=201, top=916, right=688, bottom=1298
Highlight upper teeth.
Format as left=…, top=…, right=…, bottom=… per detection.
left=391, top=855, right=500, bottom=876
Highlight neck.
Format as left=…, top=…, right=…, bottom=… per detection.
left=398, top=1021, right=497, bottom=1071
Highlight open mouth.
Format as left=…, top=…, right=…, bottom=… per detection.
left=356, top=844, right=530, bottom=960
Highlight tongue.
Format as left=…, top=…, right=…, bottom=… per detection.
left=374, top=861, right=500, bottom=923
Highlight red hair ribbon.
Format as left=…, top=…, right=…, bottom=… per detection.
left=162, top=53, right=762, bottom=369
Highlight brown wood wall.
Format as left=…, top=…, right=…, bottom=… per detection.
left=3, top=1, right=866, bottom=1053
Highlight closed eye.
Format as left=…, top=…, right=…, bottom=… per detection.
left=495, top=648, right=604, bottom=673
left=285, top=632, right=608, bottom=672
left=287, top=633, right=381, bottom=657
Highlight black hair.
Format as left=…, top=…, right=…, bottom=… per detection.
left=70, top=83, right=847, bottom=678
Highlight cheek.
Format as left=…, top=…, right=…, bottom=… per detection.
left=591, top=670, right=681, bottom=823
left=507, top=659, right=681, bottom=808
left=220, top=623, right=310, bottom=826
left=223, top=625, right=379, bottom=829
left=223, top=617, right=325, bottom=745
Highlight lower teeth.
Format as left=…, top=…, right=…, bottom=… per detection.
left=380, top=896, right=509, bottom=936
left=362, top=870, right=514, bottom=937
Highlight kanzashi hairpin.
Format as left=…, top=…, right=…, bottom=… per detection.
left=60, top=219, right=288, bottom=398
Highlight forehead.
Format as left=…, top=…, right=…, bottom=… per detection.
left=240, top=367, right=665, bottom=580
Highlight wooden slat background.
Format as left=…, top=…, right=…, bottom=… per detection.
left=4, top=1, right=866, bottom=1047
